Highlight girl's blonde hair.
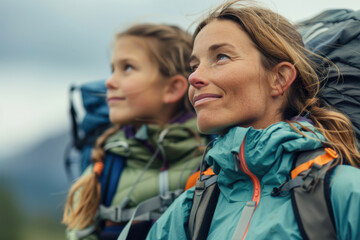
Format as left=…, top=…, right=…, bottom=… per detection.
left=193, top=0, right=360, bottom=167
left=63, top=23, right=193, bottom=230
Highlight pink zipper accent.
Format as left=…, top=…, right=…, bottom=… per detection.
left=238, top=139, right=261, bottom=239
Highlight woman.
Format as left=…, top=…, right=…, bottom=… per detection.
left=146, top=1, right=360, bottom=239
left=62, top=23, right=208, bottom=240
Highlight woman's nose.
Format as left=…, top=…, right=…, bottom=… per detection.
left=188, top=69, right=208, bottom=89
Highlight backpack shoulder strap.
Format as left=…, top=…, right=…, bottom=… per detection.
left=273, top=147, right=338, bottom=240
left=292, top=147, right=337, bottom=240
left=116, top=189, right=183, bottom=240
left=188, top=169, right=219, bottom=240
left=99, top=152, right=125, bottom=206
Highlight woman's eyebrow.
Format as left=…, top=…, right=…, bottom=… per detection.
left=189, top=54, right=198, bottom=63
left=189, top=43, right=236, bottom=63
left=209, top=43, right=236, bottom=52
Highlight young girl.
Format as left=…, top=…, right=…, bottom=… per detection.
left=146, top=1, right=360, bottom=239
left=62, top=23, right=208, bottom=240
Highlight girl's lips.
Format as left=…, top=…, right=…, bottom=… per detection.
left=193, top=93, right=221, bottom=107
left=107, top=96, right=126, bottom=104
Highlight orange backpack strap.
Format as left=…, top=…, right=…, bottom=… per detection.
left=185, top=168, right=215, bottom=191
left=291, top=148, right=338, bottom=179
left=185, top=171, right=200, bottom=190
left=203, top=168, right=215, bottom=175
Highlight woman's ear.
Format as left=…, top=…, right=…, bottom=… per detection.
left=163, top=74, right=188, bottom=104
left=270, top=62, right=297, bottom=97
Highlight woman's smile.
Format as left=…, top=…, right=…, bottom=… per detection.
left=193, top=93, right=222, bottom=107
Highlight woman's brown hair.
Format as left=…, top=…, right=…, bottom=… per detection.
left=193, top=0, right=360, bottom=167
left=63, top=23, right=193, bottom=230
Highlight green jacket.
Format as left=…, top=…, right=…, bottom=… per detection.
left=146, top=121, right=360, bottom=239
left=108, top=117, right=207, bottom=208
left=67, top=116, right=208, bottom=240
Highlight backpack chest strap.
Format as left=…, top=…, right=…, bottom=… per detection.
left=231, top=201, right=256, bottom=240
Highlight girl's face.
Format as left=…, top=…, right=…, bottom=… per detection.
left=106, top=36, right=168, bottom=125
left=188, top=20, right=278, bottom=134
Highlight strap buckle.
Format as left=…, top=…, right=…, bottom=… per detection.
left=271, top=179, right=289, bottom=197
left=302, top=163, right=321, bottom=192
left=159, top=189, right=183, bottom=209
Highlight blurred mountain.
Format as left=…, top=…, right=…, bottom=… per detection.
left=0, top=129, right=73, bottom=220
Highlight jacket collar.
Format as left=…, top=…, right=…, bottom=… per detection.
left=105, top=116, right=205, bottom=169
left=206, top=121, right=325, bottom=200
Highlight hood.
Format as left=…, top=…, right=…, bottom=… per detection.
left=207, top=121, right=325, bottom=202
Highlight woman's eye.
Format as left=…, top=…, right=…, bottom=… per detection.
left=190, top=64, right=198, bottom=73
left=217, top=54, right=230, bottom=62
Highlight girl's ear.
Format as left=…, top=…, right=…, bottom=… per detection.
left=163, top=75, right=188, bottom=104
left=270, top=62, right=297, bottom=97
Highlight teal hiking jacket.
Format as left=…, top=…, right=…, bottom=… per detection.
left=146, top=121, right=360, bottom=240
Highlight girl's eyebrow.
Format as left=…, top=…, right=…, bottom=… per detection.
left=114, top=57, right=134, bottom=64
left=190, top=42, right=236, bottom=62
left=112, top=57, right=136, bottom=67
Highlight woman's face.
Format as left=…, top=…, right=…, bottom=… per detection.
left=106, top=36, right=168, bottom=125
left=189, top=20, right=278, bottom=134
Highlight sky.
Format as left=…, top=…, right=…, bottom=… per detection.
left=1, top=0, right=360, bottom=160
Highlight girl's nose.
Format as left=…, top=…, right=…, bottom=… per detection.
left=105, top=73, right=119, bottom=89
left=188, top=70, right=208, bottom=89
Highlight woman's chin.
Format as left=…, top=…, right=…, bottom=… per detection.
left=197, top=123, right=229, bottom=136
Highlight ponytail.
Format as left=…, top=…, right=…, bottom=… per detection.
left=287, top=93, right=360, bottom=168
left=309, top=104, right=360, bottom=168
left=62, top=125, right=120, bottom=229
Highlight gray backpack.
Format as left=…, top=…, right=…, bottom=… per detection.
left=188, top=147, right=338, bottom=240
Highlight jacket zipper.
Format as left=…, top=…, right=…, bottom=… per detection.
left=238, top=138, right=261, bottom=239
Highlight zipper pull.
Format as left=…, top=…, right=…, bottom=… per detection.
left=233, top=152, right=240, bottom=172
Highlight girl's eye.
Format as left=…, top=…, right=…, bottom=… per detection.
left=124, top=64, right=134, bottom=72
left=217, top=54, right=230, bottom=62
